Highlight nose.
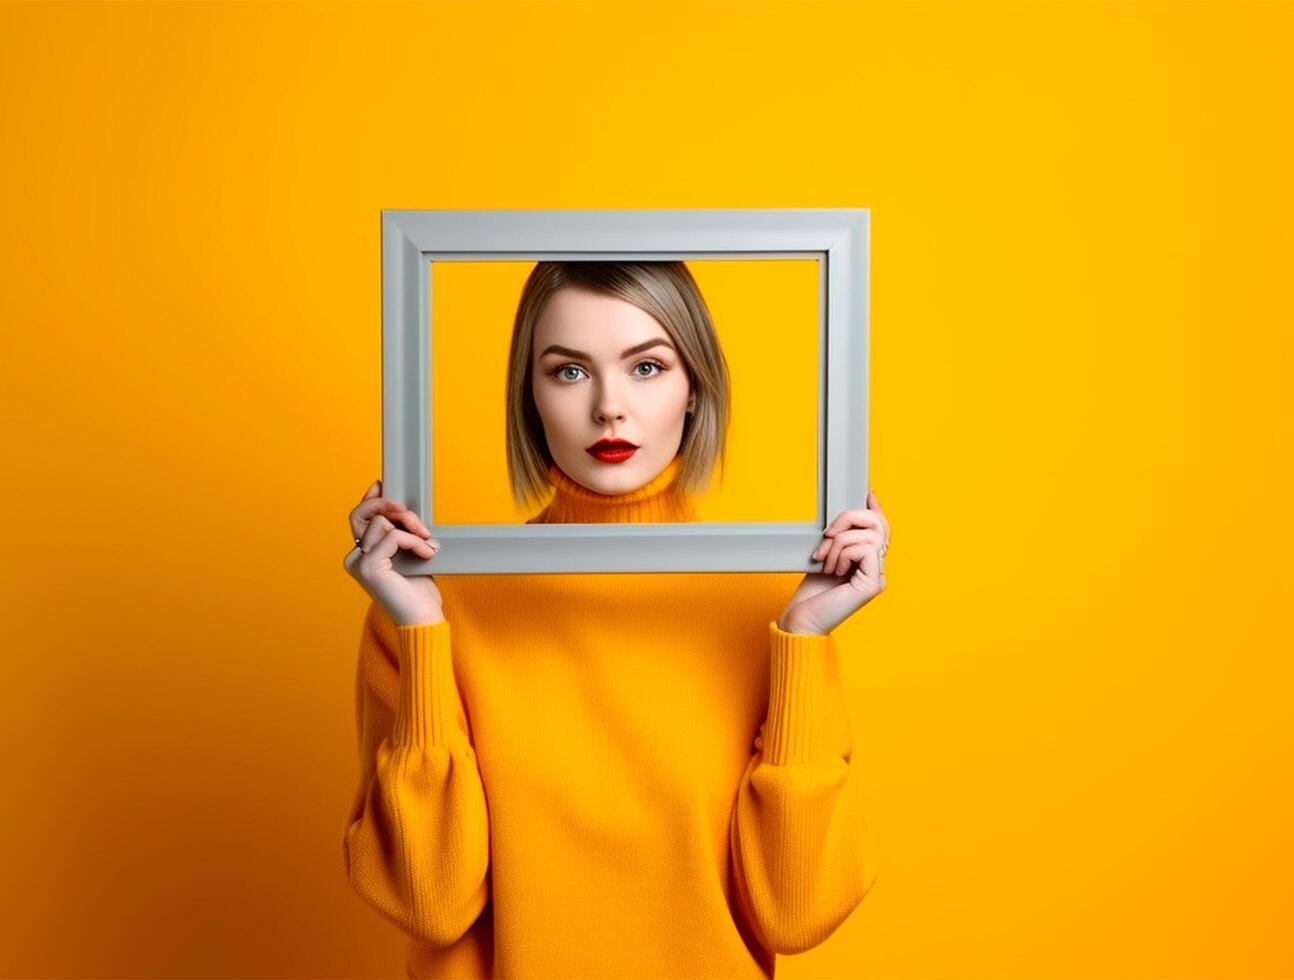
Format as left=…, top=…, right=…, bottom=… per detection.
left=593, top=380, right=627, bottom=425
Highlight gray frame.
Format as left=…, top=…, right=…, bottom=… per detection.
left=382, top=208, right=869, bottom=575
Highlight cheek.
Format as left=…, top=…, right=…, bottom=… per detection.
left=662, top=376, right=691, bottom=414
left=530, top=386, right=557, bottom=428
left=531, top=380, right=558, bottom=411
left=534, top=386, right=579, bottom=428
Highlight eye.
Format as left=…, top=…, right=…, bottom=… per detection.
left=547, top=359, right=668, bottom=384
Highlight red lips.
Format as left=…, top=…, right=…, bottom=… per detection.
left=586, top=438, right=638, bottom=463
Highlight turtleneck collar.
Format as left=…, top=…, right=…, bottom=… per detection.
left=530, top=454, right=698, bottom=524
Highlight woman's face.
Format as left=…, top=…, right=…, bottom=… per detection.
left=531, top=286, right=693, bottom=496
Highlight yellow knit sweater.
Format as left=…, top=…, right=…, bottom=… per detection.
left=343, top=456, right=879, bottom=978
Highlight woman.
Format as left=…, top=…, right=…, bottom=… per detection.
left=342, top=261, right=890, bottom=979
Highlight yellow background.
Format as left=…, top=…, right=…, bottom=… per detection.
left=431, top=258, right=820, bottom=523
left=1, top=1, right=1291, bottom=977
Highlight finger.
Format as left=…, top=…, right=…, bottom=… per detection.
left=830, top=544, right=862, bottom=576
left=818, top=528, right=881, bottom=574
left=355, top=497, right=423, bottom=528
left=392, top=506, right=433, bottom=538
left=866, top=489, right=891, bottom=540
left=362, top=512, right=441, bottom=552
left=822, top=506, right=883, bottom=538
left=362, top=525, right=439, bottom=565
left=822, top=535, right=843, bottom=572
left=350, top=482, right=385, bottom=539
left=826, top=532, right=852, bottom=575
left=840, top=532, right=884, bottom=573
left=835, top=542, right=869, bottom=576
left=834, top=543, right=876, bottom=580
left=822, top=531, right=848, bottom=575
left=858, top=543, right=881, bottom=585
left=359, top=513, right=393, bottom=553
left=354, top=499, right=433, bottom=539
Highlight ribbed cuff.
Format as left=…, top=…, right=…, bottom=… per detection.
left=391, top=620, right=458, bottom=748
left=763, top=620, right=834, bottom=765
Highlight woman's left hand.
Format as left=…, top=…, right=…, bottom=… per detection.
left=777, top=489, right=890, bottom=635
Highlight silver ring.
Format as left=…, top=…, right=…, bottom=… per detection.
left=353, top=536, right=363, bottom=549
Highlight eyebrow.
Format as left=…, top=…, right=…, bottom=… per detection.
left=539, top=338, right=676, bottom=361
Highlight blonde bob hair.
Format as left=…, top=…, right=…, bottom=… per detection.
left=505, top=261, right=731, bottom=512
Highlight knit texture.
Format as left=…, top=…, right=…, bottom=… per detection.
left=532, top=455, right=699, bottom=524
left=342, top=455, right=879, bottom=978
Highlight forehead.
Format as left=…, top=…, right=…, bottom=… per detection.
left=533, top=287, right=666, bottom=348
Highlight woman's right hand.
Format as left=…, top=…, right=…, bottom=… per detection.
left=343, top=478, right=445, bottom=627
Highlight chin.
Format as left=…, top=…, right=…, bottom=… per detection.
left=580, top=457, right=650, bottom=493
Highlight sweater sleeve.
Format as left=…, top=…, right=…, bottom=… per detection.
left=727, top=621, right=880, bottom=956
left=342, top=600, right=491, bottom=948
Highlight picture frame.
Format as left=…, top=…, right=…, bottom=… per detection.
left=382, top=207, right=869, bottom=575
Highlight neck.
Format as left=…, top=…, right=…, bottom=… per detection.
left=532, top=455, right=698, bottom=524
